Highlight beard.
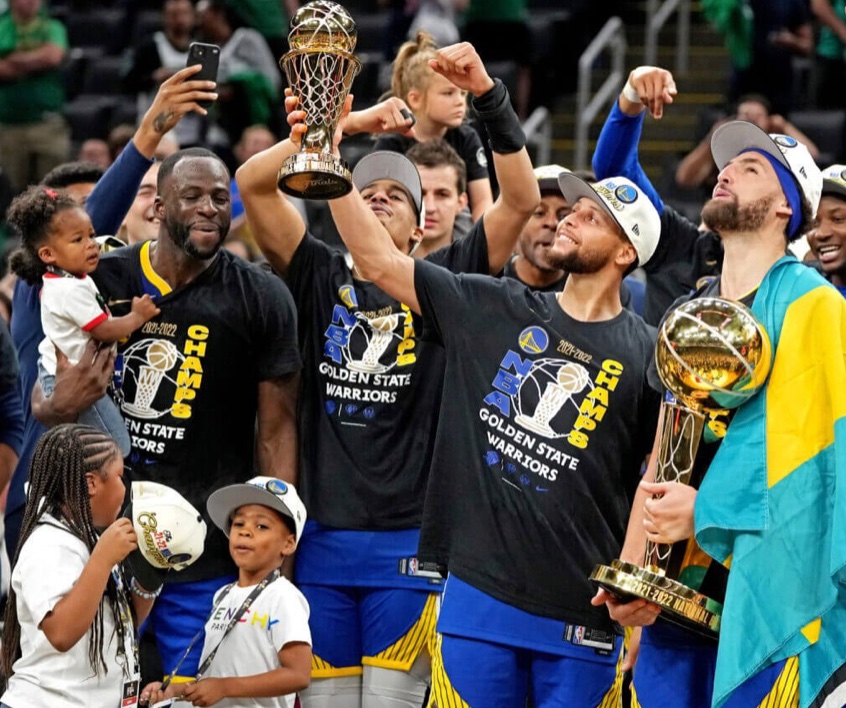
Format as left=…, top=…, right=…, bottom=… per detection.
left=701, top=194, right=774, bottom=234
left=547, top=246, right=608, bottom=274
left=167, top=216, right=228, bottom=260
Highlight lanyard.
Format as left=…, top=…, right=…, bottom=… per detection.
left=161, top=568, right=280, bottom=691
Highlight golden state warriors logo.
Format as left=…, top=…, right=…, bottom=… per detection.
left=339, top=285, right=358, bottom=310
left=519, top=326, right=549, bottom=354
left=614, top=184, right=637, bottom=204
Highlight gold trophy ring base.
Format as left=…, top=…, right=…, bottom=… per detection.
left=277, top=152, right=353, bottom=200
left=590, top=560, right=722, bottom=638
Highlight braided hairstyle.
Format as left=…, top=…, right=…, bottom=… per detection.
left=0, top=425, right=122, bottom=681
left=6, top=186, right=79, bottom=286
left=390, top=31, right=440, bottom=104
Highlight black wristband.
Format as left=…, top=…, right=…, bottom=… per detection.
left=471, top=78, right=526, bottom=154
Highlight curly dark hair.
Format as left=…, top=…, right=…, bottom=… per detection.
left=6, top=186, right=79, bottom=285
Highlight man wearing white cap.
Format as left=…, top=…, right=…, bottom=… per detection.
left=807, top=165, right=846, bottom=297
left=598, top=122, right=846, bottom=708
left=330, top=144, right=663, bottom=703
left=237, top=42, right=539, bottom=707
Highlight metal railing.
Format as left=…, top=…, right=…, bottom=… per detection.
left=645, top=0, right=691, bottom=74
left=523, top=106, right=552, bottom=167
left=574, top=16, right=627, bottom=171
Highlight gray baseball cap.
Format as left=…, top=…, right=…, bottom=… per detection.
left=352, top=151, right=424, bottom=227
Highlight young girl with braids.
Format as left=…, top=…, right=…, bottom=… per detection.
left=374, top=31, right=494, bottom=225
left=0, top=424, right=155, bottom=707
left=6, top=187, right=159, bottom=456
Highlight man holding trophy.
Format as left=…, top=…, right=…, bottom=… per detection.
left=237, top=3, right=544, bottom=704
left=594, top=111, right=846, bottom=708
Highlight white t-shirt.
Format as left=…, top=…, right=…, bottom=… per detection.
left=1, top=515, right=136, bottom=708
left=199, top=577, right=312, bottom=708
left=38, top=273, right=110, bottom=375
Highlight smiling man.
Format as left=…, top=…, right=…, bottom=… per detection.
left=91, top=147, right=302, bottom=684
left=119, top=162, right=161, bottom=245
left=807, top=164, right=846, bottom=296
left=329, top=154, right=663, bottom=704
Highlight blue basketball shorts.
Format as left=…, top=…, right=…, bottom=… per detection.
left=301, top=584, right=439, bottom=678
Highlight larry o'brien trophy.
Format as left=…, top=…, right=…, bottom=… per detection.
left=277, top=1, right=362, bottom=199
left=590, top=297, right=772, bottom=637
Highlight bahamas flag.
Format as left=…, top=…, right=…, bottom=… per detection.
left=695, top=255, right=846, bottom=708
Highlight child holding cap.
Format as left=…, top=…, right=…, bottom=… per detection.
left=140, top=476, right=312, bottom=708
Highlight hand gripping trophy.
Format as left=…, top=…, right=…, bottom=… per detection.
left=277, top=0, right=362, bottom=199
left=590, top=297, right=772, bottom=636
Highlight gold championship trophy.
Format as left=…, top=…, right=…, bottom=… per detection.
left=277, top=0, right=362, bottom=199
left=590, top=297, right=772, bottom=637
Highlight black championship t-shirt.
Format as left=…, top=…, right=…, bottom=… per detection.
left=643, top=205, right=723, bottom=326
left=93, top=244, right=302, bottom=582
left=646, top=277, right=756, bottom=607
left=286, top=220, right=490, bottom=529
left=415, top=259, right=662, bottom=627
left=373, top=124, right=491, bottom=184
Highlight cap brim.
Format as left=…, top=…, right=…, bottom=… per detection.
left=822, top=178, right=846, bottom=201
left=207, top=486, right=298, bottom=538
left=711, top=121, right=789, bottom=172
left=352, top=151, right=423, bottom=216
left=538, top=177, right=562, bottom=194
left=557, top=172, right=626, bottom=236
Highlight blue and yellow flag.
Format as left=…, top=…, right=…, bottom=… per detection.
left=695, top=255, right=846, bottom=708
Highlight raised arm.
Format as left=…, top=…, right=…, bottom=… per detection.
left=593, top=65, right=676, bottom=213
left=237, top=92, right=417, bottom=276
left=430, top=43, right=539, bottom=273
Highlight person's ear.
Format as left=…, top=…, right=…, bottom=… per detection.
left=86, top=472, right=98, bottom=498
left=457, top=192, right=468, bottom=212
left=154, top=196, right=165, bottom=219
left=406, top=89, right=424, bottom=112
left=281, top=532, right=297, bottom=557
left=38, top=245, right=57, bottom=266
left=409, top=225, right=424, bottom=252
left=616, top=242, right=637, bottom=271
left=774, top=198, right=793, bottom=220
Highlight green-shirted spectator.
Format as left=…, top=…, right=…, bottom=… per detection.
left=0, top=0, right=69, bottom=193
left=811, top=0, right=846, bottom=110
left=226, top=0, right=300, bottom=68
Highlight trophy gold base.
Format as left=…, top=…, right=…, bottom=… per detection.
left=277, top=152, right=353, bottom=200
left=590, top=559, right=721, bottom=638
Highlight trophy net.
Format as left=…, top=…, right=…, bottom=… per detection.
left=282, top=49, right=361, bottom=152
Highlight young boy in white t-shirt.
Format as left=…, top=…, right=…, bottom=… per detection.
left=140, top=476, right=312, bottom=708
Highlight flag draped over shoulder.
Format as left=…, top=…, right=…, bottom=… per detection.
left=695, top=255, right=846, bottom=708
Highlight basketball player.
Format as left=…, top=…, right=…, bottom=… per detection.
left=236, top=42, right=540, bottom=707
left=305, top=60, right=664, bottom=700
left=90, top=148, right=302, bottom=683
left=594, top=121, right=846, bottom=708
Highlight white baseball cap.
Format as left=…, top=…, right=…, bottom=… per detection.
left=124, top=481, right=207, bottom=591
left=821, top=164, right=846, bottom=201
left=207, top=476, right=307, bottom=548
left=352, top=151, right=425, bottom=228
left=710, top=120, right=823, bottom=218
left=556, top=173, right=660, bottom=267
left=534, top=164, right=569, bottom=194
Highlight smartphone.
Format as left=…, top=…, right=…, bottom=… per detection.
left=185, top=42, right=220, bottom=108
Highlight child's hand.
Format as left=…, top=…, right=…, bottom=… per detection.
left=132, top=294, right=161, bottom=323
left=140, top=680, right=184, bottom=706
left=92, top=517, right=138, bottom=567
left=183, top=677, right=227, bottom=706
left=428, top=42, right=494, bottom=98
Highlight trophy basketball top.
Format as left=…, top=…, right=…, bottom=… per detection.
left=288, top=1, right=358, bottom=53
left=655, top=297, right=772, bottom=411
